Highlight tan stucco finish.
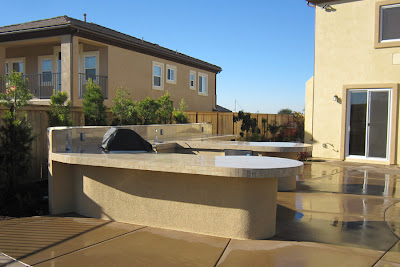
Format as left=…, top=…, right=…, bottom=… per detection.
left=49, top=161, right=278, bottom=240
left=306, top=0, right=400, bottom=164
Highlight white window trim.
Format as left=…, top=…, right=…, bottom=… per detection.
left=152, top=61, right=164, bottom=90
left=166, top=64, right=177, bottom=84
left=189, top=70, right=196, bottom=90
left=380, top=3, right=400, bottom=43
left=198, top=72, right=208, bottom=96
left=5, top=57, right=26, bottom=74
left=79, top=51, right=99, bottom=76
left=38, top=55, right=54, bottom=85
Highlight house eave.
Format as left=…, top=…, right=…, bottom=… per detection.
left=0, top=23, right=222, bottom=74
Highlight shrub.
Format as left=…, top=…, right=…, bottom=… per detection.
left=173, top=99, right=189, bottom=124
left=267, top=121, right=282, bottom=141
left=136, top=97, right=160, bottom=125
left=157, top=92, right=174, bottom=124
left=48, top=91, right=73, bottom=127
left=233, top=111, right=260, bottom=140
left=83, top=79, right=107, bottom=126
left=294, top=111, right=305, bottom=142
left=0, top=72, right=34, bottom=193
left=111, top=87, right=138, bottom=125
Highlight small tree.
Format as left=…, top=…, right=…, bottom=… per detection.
left=48, top=91, right=73, bottom=127
left=0, top=72, right=34, bottom=193
left=173, top=99, right=189, bottom=124
left=157, top=92, right=174, bottom=124
left=111, top=87, right=138, bottom=125
left=267, top=121, right=282, bottom=141
left=83, top=79, right=107, bottom=126
left=278, top=108, right=293, bottom=115
left=136, top=97, right=160, bottom=125
left=293, top=111, right=305, bottom=141
left=233, top=111, right=260, bottom=140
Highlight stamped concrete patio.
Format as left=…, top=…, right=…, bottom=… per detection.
left=1, top=160, right=400, bottom=266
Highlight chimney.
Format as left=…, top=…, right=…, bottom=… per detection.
left=83, top=13, right=87, bottom=22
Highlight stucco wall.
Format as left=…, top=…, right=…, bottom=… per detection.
left=306, top=0, right=400, bottom=163
left=100, top=45, right=216, bottom=111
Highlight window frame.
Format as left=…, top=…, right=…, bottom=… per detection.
left=166, top=64, right=177, bottom=84
left=198, top=72, right=208, bottom=96
left=152, top=61, right=164, bottom=90
left=5, top=57, right=25, bottom=75
left=375, top=0, right=400, bottom=48
left=189, top=70, right=196, bottom=90
left=38, top=55, right=54, bottom=85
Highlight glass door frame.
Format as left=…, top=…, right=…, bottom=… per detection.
left=345, top=88, right=392, bottom=161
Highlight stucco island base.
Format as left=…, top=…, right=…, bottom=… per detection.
left=49, top=153, right=303, bottom=240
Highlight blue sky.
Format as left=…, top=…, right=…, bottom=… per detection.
left=0, top=0, right=315, bottom=114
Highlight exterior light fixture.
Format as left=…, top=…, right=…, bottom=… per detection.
left=333, top=95, right=339, bottom=102
left=322, top=4, right=335, bottom=12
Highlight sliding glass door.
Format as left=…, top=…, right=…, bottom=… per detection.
left=346, top=89, right=391, bottom=160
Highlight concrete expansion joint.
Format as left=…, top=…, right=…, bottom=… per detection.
left=384, top=201, right=400, bottom=240
left=213, top=239, right=231, bottom=267
left=32, top=225, right=148, bottom=266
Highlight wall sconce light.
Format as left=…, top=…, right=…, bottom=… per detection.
left=333, top=95, right=339, bottom=102
left=322, top=4, right=335, bottom=11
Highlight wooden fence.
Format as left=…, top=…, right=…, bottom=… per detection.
left=0, top=106, right=293, bottom=183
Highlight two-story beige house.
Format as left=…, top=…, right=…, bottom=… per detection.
left=0, top=16, right=222, bottom=111
left=305, top=0, right=400, bottom=165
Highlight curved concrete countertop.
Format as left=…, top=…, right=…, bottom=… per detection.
left=51, top=152, right=304, bottom=179
left=49, top=152, right=303, bottom=240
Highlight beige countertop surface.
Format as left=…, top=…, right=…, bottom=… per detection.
left=169, top=141, right=313, bottom=153
left=51, top=152, right=303, bottom=179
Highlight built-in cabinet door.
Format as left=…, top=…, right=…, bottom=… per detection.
left=346, top=89, right=391, bottom=161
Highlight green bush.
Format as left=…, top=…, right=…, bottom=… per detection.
left=48, top=91, right=73, bottom=127
left=0, top=72, right=34, bottom=193
left=173, top=99, right=189, bottom=124
left=136, top=97, right=160, bottom=125
left=233, top=111, right=260, bottom=140
left=83, top=79, right=107, bottom=126
left=157, top=92, right=174, bottom=124
left=111, top=87, right=138, bottom=125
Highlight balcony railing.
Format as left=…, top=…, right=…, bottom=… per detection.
left=0, top=73, right=108, bottom=100
left=0, top=73, right=61, bottom=99
left=79, top=73, right=108, bottom=99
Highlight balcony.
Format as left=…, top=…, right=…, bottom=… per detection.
left=0, top=73, right=108, bottom=100
left=0, top=73, right=61, bottom=99
left=79, top=73, right=108, bottom=99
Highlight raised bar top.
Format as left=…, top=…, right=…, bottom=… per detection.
left=51, top=153, right=303, bottom=178
left=172, top=141, right=313, bottom=153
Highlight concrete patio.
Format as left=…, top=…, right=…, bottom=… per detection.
left=1, top=160, right=400, bottom=266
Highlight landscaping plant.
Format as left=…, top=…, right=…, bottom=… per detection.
left=173, top=99, right=189, bottom=124
left=136, top=97, right=160, bottom=125
left=157, top=92, right=174, bottom=124
left=233, top=111, right=260, bottom=140
left=48, top=91, right=73, bottom=127
left=267, top=121, right=282, bottom=141
left=0, top=72, right=34, bottom=194
left=83, top=79, right=107, bottom=126
left=111, top=87, right=138, bottom=125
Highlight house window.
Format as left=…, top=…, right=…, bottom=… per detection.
left=38, top=56, right=53, bottom=83
left=5, top=63, right=8, bottom=75
left=5, top=58, right=24, bottom=74
left=166, top=64, right=177, bottom=84
left=189, top=70, right=196, bottom=90
left=198, top=72, right=208, bottom=96
left=152, top=61, right=164, bottom=90
left=380, top=4, right=400, bottom=42
left=85, top=56, right=97, bottom=81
